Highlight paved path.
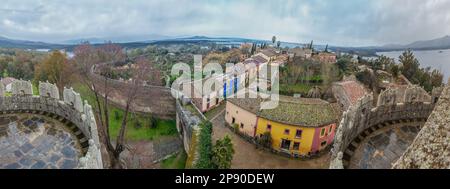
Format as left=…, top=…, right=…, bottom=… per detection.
left=0, top=114, right=81, bottom=169
left=349, top=123, right=423, bottom=169
left=210, top=108, right=330, bottom=169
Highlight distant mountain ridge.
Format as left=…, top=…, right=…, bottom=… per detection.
left=381, top=35, right=450, bottom=50
left=61, top=34, right=172, bottom=44
left=0, top=36, right=65, bottom=49
left=2, top=35, right=450, bottom=53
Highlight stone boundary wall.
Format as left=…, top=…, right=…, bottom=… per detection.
left=0, top=80, right=103, bottom=169
left=330, top=85, right=437, bottom=169
left=393, top=83, right=450, bottom=169
left=91, top=63, right=176, bottom=119
left=175, top=97, right=206, bottom=168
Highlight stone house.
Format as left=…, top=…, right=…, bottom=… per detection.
left=313, top=52, right=337, bottom=64
left=332, top=80, right=368, bottom=111
left=288, top=48, right=313, bottom=59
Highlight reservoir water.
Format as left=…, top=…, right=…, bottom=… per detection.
left=377, top=49, right=450, bottom=83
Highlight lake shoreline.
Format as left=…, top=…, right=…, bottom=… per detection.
left=377, top=49, right=450, bottom=83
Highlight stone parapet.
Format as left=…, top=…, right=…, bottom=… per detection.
left=393, top=84, right=450, bottom=169
left=0, top=80, right=103, bottom=169
left=330, top=85, right=435, bottom=169
left=175, top=99, right=205, bottom=168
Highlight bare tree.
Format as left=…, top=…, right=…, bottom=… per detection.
left=72, top=42, right=128, bottom=168
left=114, top=57, right=151, bottom=165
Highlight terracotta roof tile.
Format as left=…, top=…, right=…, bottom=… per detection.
left=336, top=81, right=367, bottom=105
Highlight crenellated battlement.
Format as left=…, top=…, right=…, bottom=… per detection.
left=330, top=85, right=436, bottom=169
left=0, top=80, right=103, bottom=169
left=393, top=83, right=450, bottom=169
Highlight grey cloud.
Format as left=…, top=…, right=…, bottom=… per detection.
left=0, top=0, right=448, bottom=46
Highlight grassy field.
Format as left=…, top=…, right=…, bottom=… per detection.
left=204, top=102, right=225, bottom=120
left=72, top=82, right=178, bottom=141
left=280, top=83, right=314, bottom=95
left=161, top=151, right=187, bottom=169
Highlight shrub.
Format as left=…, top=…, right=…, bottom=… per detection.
left=114, top=110, right=120, bottom=121
left=147, top=115, right=157, bottom=129
left=194, top=120, right=214, bottom=169
left=212, top=135, right=235, bottom=169
left=134, top=120, right=142, bottom=129
left=257, top=132, right=272, bottom=148
left=233, top=123, right=239, bottom=133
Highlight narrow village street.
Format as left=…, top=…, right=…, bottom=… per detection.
left=209, top=105, right=331, bottom=169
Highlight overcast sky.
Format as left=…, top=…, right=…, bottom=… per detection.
left=0, top=0, right=449, bottom=46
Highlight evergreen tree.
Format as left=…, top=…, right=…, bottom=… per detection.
left=212, top=135, right=235, bottom=169
left=399, top=49, right=420, bottom=82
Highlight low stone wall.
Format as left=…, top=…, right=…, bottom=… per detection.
left=0, top=80, right=103, bottom=169
left=393, top=83, right=450, bottom=169
left=330, top=85, right=436, bottom=169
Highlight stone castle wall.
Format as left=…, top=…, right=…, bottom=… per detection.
left=91, top=64, right=176, bottom=119
left=0, top=80, right=103, bottom=169
left=0, top=81, right=4, bottom=97
left=393, top=83, right=450, bottom=169
left=330, top=85, right=436, bottom=169
left=175, top=97, right=206, bottom=168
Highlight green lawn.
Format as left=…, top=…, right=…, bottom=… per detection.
left=32, top=83, right=39, bottom=95
left=183, top=103, right=203, bottom=118
left=72, top=82, right=178, bottom=141
left=204, top=102, right=225, bottom=120
left=280, top=83, right=314, bottom=95
left=161, top=151, right=187, bottom=169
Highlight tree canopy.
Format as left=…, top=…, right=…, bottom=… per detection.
left=212, top=135, right=235, bottom=169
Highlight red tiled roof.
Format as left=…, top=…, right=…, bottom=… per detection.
left=261, top=49, right=277, bottom=57
left=252, top=55, right=268, bottom=65
left=337, top=81, right=367, bottom=105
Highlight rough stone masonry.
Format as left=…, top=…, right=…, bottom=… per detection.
left=0, top=80, right=103, bottom=169
left=394, top=81, right=450, bottom=169
left=330, top=84, right=436, bottom=169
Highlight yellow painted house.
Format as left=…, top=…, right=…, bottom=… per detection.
left=225, top=95, right=338, bottom=156
left=255, top=96, right=338, bottom=156
left=256, top=118, right=317, bottom=155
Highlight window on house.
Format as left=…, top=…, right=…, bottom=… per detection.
left=284, top=129, right=290, bottom=135
left=232, top=117, right=236, bottom=124
left=321, top=141, right=327, bottom=147
left=328, top=126, right=333, bottom=134
left=293, top=142, right=300, bottom=151
left=295, top=130, right=302, bottom=138
left=240, top=123, right=244, bottom=128
left=266, top=124, right=272, bottom=131
left=281, top=139, right=291, bottom=150
left=216, top=98, right=219, bottom=105
left=320, top=128, right=326, bottom=137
